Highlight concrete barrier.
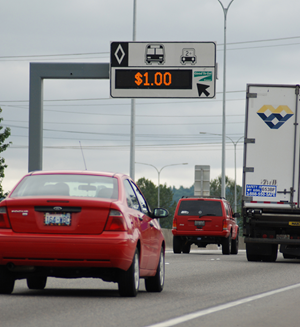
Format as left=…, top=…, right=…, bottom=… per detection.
left=161, top=228, right=245, bottom=250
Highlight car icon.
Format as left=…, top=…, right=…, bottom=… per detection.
left=180, top=48, right=197, bottom=65
left=145, top=44, right=165, bottom=65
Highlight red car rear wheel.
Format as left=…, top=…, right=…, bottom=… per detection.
left=118, top=248, right=140, bottom=297
left=0, top=266, right=15, bottom=294
left=145, top=246, right=165, bottom=292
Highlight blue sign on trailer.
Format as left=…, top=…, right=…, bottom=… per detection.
left=245, top=184, right=277, bottom=197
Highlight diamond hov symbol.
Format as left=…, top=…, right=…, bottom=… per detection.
left=114, top=44, right=125, bottom=65
left=257, top=105, right=294, bottom=129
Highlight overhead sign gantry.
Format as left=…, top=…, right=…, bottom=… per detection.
left=110, top=42, right=216, bottom=98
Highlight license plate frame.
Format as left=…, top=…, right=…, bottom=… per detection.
left=195, top=220, right=205, bottom=227
left=44, top=213, right=71, bottom=226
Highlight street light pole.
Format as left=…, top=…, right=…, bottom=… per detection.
left=217, top=0, right=234, bottom=198
left=200, top=132, right=243, bottom=212
left=130, top=0, right=137, bottom=180
left=136, top=162, right=188, bottom=208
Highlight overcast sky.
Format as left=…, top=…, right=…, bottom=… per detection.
left=1, top=0, right=300, bottom=193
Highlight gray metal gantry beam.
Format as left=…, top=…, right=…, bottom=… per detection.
left=28, top=62, right=109, bottom=172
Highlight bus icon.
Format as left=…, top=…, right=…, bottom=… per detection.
left=145, top=44, right=165, bottom=65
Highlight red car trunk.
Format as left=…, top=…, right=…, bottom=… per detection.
left=6, top=197, right=112, bottom=235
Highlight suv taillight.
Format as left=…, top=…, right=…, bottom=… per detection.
left=104, top=209, right=127, bottom=231
left=0, top=207, right=11, bottom=229
left=223, top=219, right=228, bottom=230
left=172, top=218, right=177, bottom=230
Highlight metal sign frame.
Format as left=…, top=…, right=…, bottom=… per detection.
left=28, top=62, right=109, bottom=172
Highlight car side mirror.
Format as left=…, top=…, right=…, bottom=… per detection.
left=152, top=208, right=169, bottom=218
left=233, top=212, right=240, bottom=218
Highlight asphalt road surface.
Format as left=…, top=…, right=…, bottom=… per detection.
left=1, top=249, right=300, bottom=327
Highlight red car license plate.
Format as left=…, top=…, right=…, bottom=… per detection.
left=44, top=213, right=71, bottom=226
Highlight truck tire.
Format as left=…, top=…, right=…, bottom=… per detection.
left=173, top=236, right=182, bottom=254
left=231, top=234, right=239, bottom=255
left=222, top=234, right=231, bottom=255
left=283, top=253, right=296, bottom=259
left=262, top=244, right=278, bottom=262
left=246, top=253, right=262, bottom=261
left=246, top=243, right=262, bottom=261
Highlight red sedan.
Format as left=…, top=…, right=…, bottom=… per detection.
left=0, top=170, right=168, bottom=297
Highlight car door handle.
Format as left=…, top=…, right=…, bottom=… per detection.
left=149, top=221, right=154, bottom=227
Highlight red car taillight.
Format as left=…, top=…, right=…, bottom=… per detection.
left=223, top=219, right=228, bottom=230
left=172, top=218, right=177, bottom=230
left=105, top=209, right=127, bottom=231
left=0, top=207, right=11, bottom=229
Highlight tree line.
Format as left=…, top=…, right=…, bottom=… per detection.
left=0, top=107, right=243, bottom=228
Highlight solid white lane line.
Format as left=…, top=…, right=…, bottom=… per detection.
left=146, top=282, right=300, bottom=327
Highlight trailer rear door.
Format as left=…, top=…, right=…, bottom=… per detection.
left=243, top=84, right=300, bottom=208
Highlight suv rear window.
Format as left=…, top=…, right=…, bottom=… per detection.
left=178, top=200, right=223, bottom=217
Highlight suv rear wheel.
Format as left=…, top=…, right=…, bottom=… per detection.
left=182, top=242, right=191, bottom=254
left=222, top=234, right=231, bottom=255
left=231, top=234, right=239, bottom=255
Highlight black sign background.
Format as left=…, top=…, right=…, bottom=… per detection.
left=110, top=42, right=129, bottom=67
left=115, top=69, right=192, bottom=89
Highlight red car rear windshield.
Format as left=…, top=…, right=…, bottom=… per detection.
left=178, top=200, right=223, bottom=217
left=10, top=174, right=119, bottom=199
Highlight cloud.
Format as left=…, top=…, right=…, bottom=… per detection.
left=1, top=0, right=300, bottom=192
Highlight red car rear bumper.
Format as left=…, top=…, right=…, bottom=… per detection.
left=0, top=230, right=136, bottom=271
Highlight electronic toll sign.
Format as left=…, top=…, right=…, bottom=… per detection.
left=110, top=42, right=216, bottom=98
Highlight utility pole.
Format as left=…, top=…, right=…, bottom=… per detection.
left=217, top=0, right=234, bottom=198
left=130, top=0, right=137, bottom=180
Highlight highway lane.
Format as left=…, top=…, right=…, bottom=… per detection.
left=1, top=249, right=300, bottom=327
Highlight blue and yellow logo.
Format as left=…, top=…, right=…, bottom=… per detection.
left=257, top=105, right=294, bottom=129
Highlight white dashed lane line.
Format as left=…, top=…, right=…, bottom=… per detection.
left=145, top=282, right=300, bottom=327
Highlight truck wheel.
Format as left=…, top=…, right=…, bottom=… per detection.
left=0, top=266, right=15, bottom=294
left=118, top=248, right=140, bottom=297
left=182, top=242, right=191, bottom=254
left=173, top=236, right=182, bottom=254
left=247, top=253, right=261, bottom=261
left=262, top=245, right=278, bottom=262
left=222, top=234, right=231, bottom=255
left=145, top=246, right=165, bottom=292
left=231, top=234, right=239, bottom=255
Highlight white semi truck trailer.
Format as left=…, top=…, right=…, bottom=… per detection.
left=243, top=84, right=300, bottom=262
